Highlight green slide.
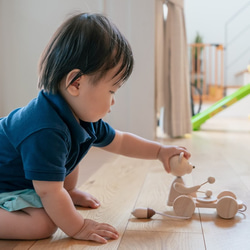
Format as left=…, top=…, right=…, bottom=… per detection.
left=192, top=84, right=250, bottom=130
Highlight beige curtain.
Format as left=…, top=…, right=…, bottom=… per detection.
left=155, top=0, right=192, bottom=137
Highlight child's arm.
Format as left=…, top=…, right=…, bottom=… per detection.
left=103, top=130, right=191, bottom=173
left=33, top=180, right=118, bottom=243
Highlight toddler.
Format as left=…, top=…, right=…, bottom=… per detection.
left=0, top=13, right=190, bottom=244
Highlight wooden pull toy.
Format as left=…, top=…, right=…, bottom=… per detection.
left=131, top=207, right=190, bottom=220
left=167, top=153, right=247, bottom=219
left=132, top=153, right=247, bottom=222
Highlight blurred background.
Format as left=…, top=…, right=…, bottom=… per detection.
left=0, top=0, right=249, bottom=139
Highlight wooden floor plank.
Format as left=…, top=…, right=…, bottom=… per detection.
left=200, top=207, right=250, bottom=250
left=119, top=231, right=205, bottom=250
left=0, top=240, right=36, bottom=250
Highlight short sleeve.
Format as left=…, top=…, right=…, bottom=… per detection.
left=19, top=129, right=69, bottom=181
left=92, top=120, right=116, bottom=147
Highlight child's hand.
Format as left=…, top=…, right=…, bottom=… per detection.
left=72, top=219, right=119, bottom=244
left=157, top=145, right=191, bottom=173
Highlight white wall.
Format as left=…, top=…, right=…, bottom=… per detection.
left=0, top=0, right=104, bottom=114
left=0, top=0, right=155, bottom=139
left=104, top=1, right=155, bottom=138
left=185, top=0, right=250, bottom=85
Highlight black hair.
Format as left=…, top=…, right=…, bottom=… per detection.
left=38, top=13, right=134, bottom=93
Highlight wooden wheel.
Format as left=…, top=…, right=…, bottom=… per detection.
left=216, top=196, right=238, bottom=219
left=173, top=195, right=195, bottom=217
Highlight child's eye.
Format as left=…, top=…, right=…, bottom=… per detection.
left=110, top=91, right=115, bottom=95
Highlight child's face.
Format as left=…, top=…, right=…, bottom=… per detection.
left=68, top=64, right=123, bottom=123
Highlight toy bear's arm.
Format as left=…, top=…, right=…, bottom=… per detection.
left=173, top=182, right=200, bottom=194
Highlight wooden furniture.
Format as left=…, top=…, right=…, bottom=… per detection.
left=190, top=43, right=224, bottom=102
left=1, top=118, right=250, bottom=249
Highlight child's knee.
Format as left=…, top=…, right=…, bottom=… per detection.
left=27, top=208, right=58, bottom=239
left=36, top=216, right=58, bottom=239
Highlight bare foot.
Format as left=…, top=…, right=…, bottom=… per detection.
left=68, top=189, right=100, bottom=209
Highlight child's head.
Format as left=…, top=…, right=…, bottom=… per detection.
left=38, top=13, right=134, bottom=94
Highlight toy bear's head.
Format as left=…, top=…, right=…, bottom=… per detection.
left=170, top=152, right=194, bottom=177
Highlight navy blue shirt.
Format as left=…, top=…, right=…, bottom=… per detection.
left=0, top=91, right=115, bottom=193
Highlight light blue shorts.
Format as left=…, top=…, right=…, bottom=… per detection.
left=0, top=189, right=43, bottom=212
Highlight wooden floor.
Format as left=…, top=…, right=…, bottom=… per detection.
left=1, top=116, right=250, bottom=250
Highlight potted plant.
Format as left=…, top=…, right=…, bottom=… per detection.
left=193, top=32, right=203, bottom=73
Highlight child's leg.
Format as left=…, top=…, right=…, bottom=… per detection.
left=0, top=207, right=57, bottom=240
left=64, top=165, right=100, bottom=208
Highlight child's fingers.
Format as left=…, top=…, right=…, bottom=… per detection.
left=98, top=223, right=119, bottom=238
left=88, top=225, right=119, bottom=244
left=96, top=229, right=119, bottom=241
left=165, top=165, right=171, bottom=173
left=72, top=219, right=119, bottom=243
left=183, top=150, right=191, bottom=159
left=89, top=233, right=108, bottom=244
left=175, top=146, right=191, bottom=159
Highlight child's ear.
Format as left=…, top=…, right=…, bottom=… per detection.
left=65, top=69, right=82, bottom=96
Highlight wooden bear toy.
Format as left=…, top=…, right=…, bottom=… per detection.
left=167, top=152, right=247, bottom=219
